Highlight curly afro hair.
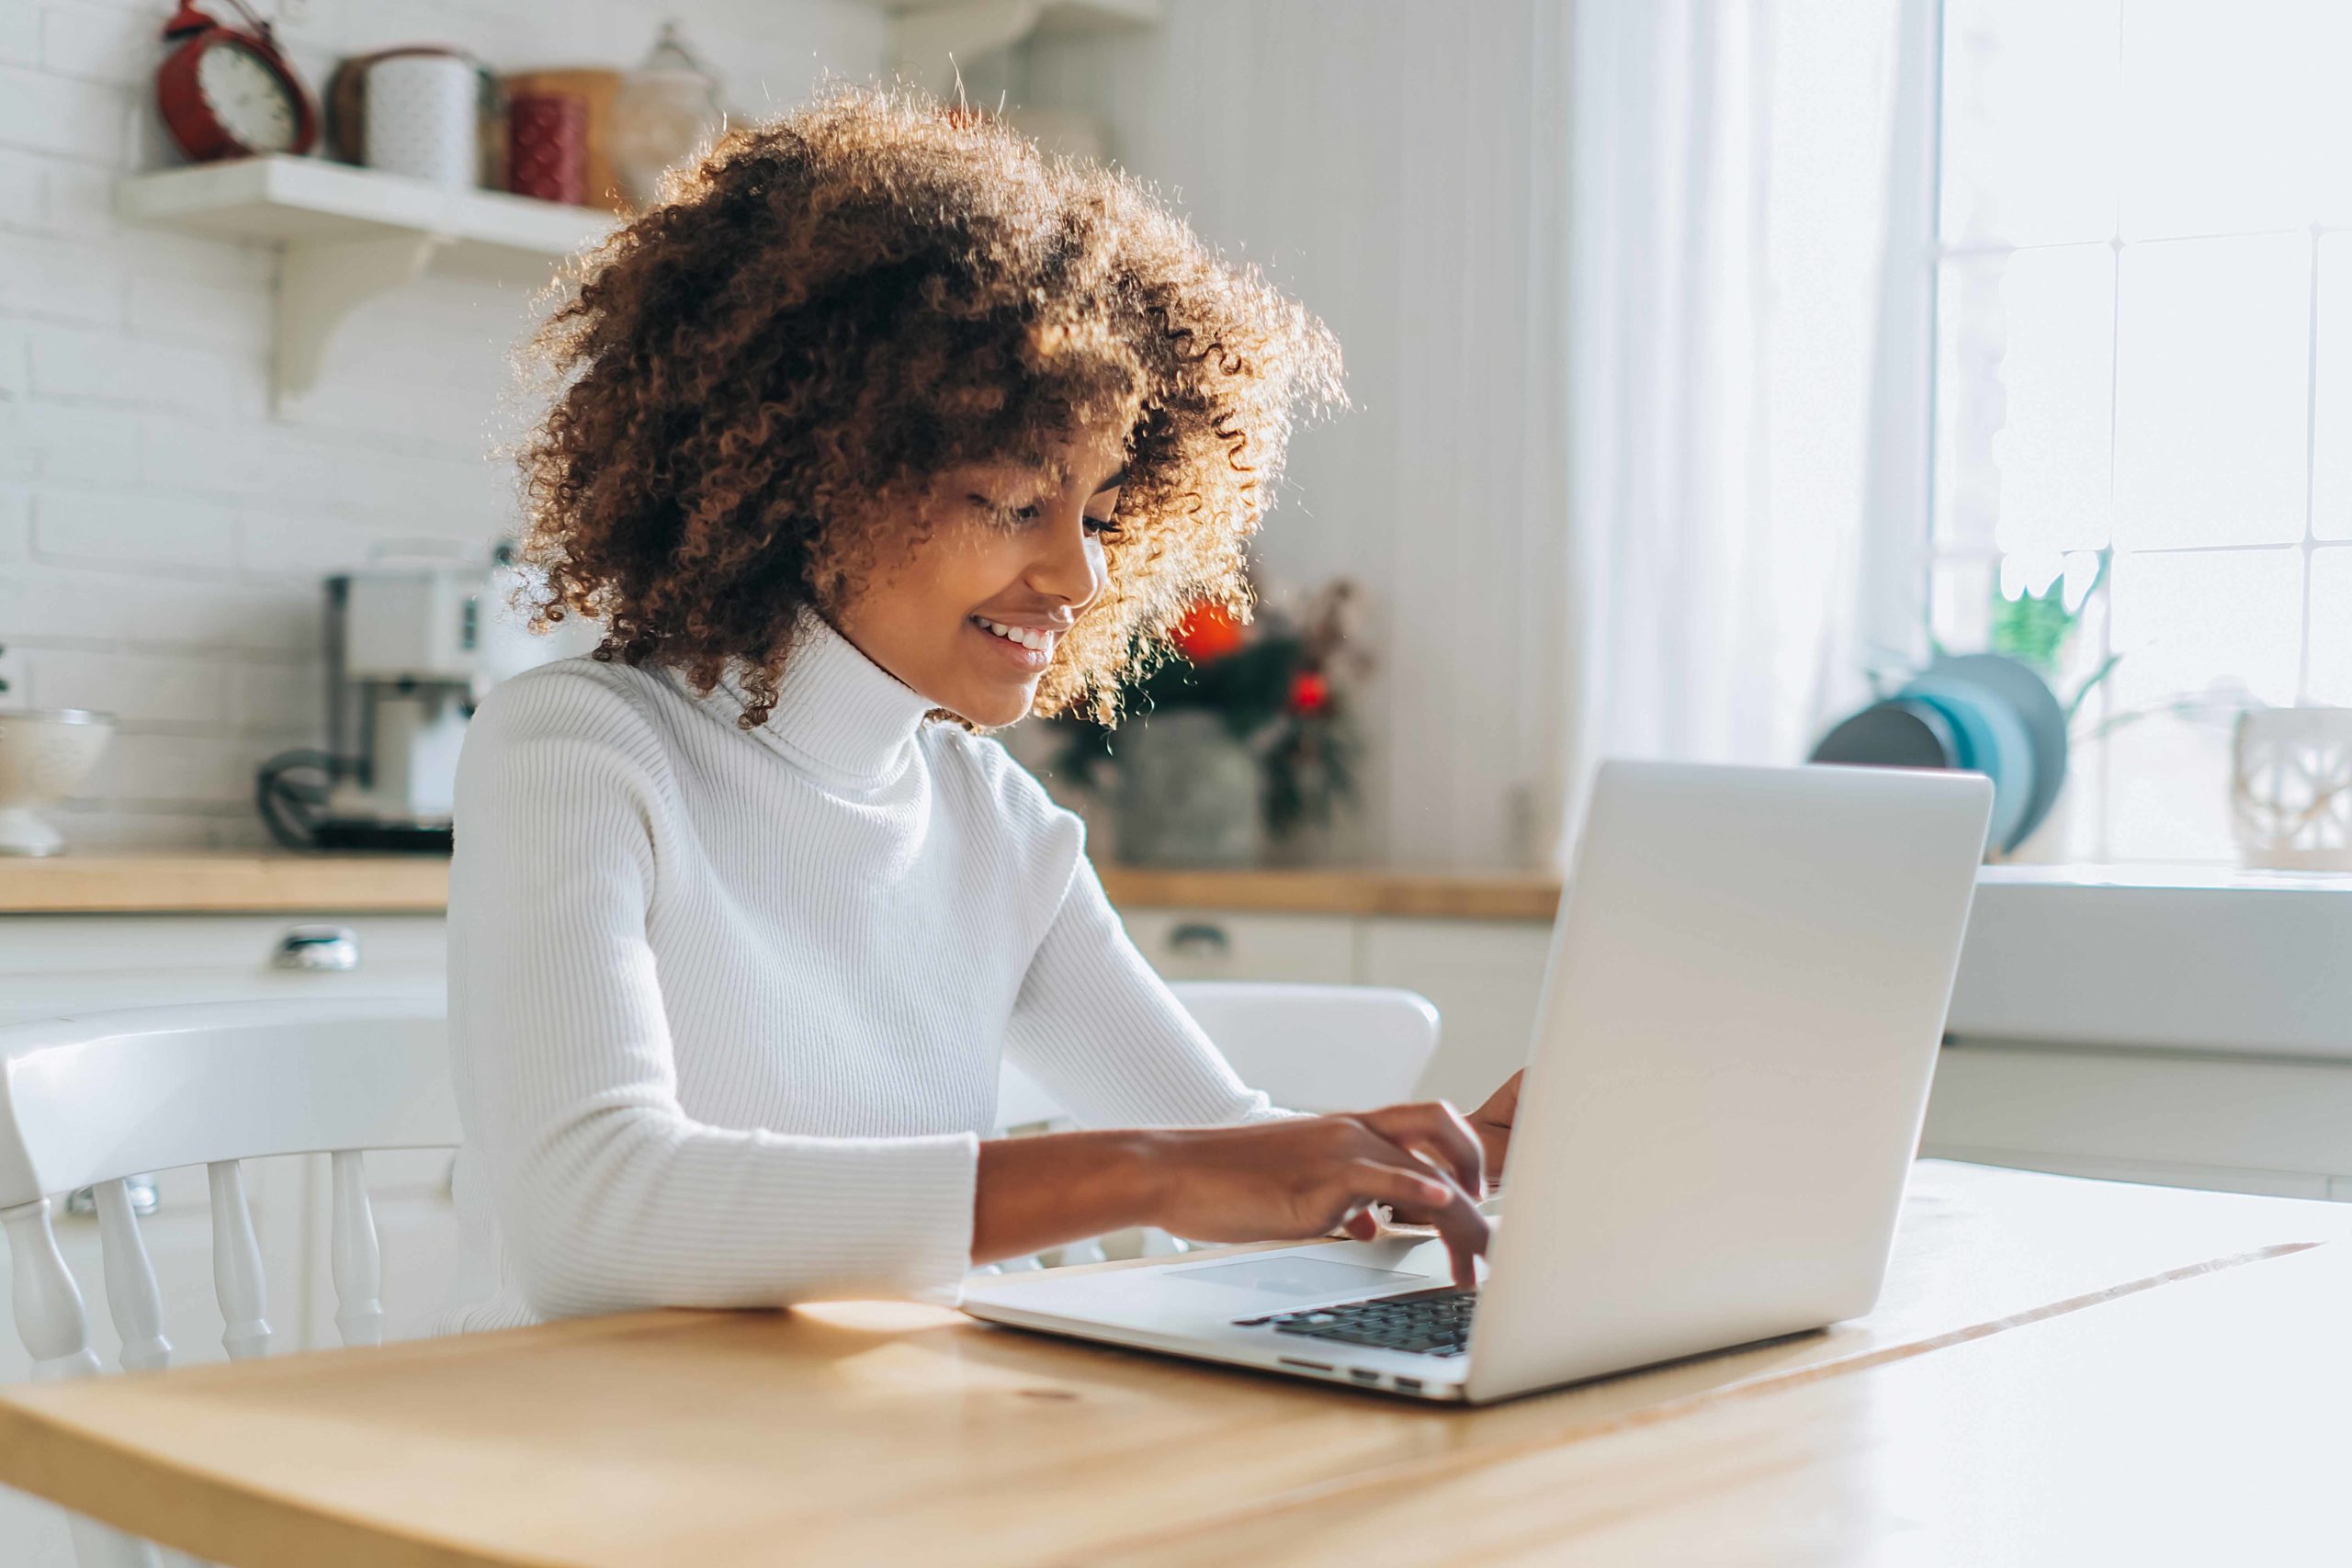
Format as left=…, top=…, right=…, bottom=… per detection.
left=516, top=80, right=1345, bottom=728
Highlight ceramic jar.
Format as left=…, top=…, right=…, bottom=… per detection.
left=1112, top=709, right=1264, bottom=868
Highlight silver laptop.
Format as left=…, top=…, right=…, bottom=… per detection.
left=963, top=761, right=1994, bottom=1404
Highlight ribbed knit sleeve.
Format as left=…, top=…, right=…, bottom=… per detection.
left=1004, top=855, right=1300, bottom=1129
left=447, top=673, right=979, bottom=1317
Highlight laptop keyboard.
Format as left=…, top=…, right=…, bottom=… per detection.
left=1238, top=1286, right=1476, bottom=1358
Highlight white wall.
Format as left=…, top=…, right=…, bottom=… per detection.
left=3, top=0, right=1564, bottom=865
left=0, top=0, right=887, bottom=850
left=1025, top=0, right=1566, bottom=868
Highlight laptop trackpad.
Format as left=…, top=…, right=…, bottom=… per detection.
left=1169, top=1256, right=1426, bottom=1303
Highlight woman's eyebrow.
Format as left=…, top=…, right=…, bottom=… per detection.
left=1091, top=465, right=1129, bottom=493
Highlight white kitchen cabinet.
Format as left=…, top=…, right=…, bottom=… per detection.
left=1117, top=908, right=1356, bottom=985
left=1359, top=918, right=1553, bottom=1107
left=0, top=913, right=445, bottom=1016
left=1921, top=1038, right=2352, bottom=1200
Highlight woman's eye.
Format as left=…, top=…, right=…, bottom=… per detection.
left=967, top=494, right=1040, bottom=526
left=1084, top=514, right=1122, bottom=537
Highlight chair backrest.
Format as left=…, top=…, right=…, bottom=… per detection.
left=998, top=982, right=1442, bottom=1129
left=0, top=994, right=458, bottom=1359
left=1166, top=982, right=1441, bottom=1113
left=0, top=998, right=457, bottom=1568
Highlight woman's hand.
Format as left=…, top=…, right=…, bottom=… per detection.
left=1136, top=1102, right=1491, bottom=1287
left=1468, top=1070, right=1523, bottom=1185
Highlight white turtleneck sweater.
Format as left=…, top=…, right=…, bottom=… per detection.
left=433, top=617, right=1283, bottom=1334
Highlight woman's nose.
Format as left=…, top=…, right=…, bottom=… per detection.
left=1026, top=506, right=1107, bottom=609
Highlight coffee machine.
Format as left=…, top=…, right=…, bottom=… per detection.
left=257, top=554, right=594, bottom=852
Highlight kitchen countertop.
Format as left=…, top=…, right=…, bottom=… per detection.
left=1098, top=865, right=1561, bottom=920
left=0, top=853, right=1564, bottom=920
left=0, top=854, right=453, bottom=914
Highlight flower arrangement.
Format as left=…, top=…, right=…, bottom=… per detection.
left=1056, top=578, right=1370, bottom=842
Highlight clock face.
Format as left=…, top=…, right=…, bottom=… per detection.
left=196, top=39, right=300, bottom=153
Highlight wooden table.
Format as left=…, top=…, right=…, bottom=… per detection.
left=2, top=1162, right=2347, bottom=1567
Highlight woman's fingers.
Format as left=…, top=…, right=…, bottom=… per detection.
left=1337, top=1159, right=1490, bottom=1289
left=1338, top=1157, right=1456, bottom=1217
left=1359, top=1101, right=1487, bottom=1199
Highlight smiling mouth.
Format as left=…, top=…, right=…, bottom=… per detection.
left=970, top=615, right=1058, bottom=669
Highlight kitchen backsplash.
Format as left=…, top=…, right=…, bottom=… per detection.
left=1, top=0, right=885, bottom=849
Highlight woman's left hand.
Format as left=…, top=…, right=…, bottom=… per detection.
left=1468, top=1070, right=1522, bottom=1185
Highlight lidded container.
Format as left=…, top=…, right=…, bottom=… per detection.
left=609, top=22, right=725, bottom=209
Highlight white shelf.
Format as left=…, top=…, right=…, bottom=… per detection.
left=113, top=156, right=614, bottom=412
left=116, top=155, right=609, bottom=261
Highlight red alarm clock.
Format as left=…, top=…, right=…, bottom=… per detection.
left=154, top=0, right=319, bottom=163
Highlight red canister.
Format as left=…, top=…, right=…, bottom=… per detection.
left=508, top=91, right=587, bottom=204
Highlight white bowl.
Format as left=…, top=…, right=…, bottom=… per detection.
left=0, top=709, right=115, bottom=856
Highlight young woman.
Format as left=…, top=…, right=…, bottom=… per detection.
left=435, top=86, right=1522, bottom=1334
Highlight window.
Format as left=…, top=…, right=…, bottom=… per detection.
left=1931, top=0, right=2352, bottom=862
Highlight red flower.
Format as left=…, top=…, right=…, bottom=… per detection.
left=1170, top=602, right=1245, bottom=663
left=1290, top=670, right=1330, bottom=714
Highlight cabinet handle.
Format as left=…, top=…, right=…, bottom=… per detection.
left=274, top=924, right=359, bottom=972
left=1167, top=921, right=1231, bottom=959
left=64, top=1177, right=157, bottom=1218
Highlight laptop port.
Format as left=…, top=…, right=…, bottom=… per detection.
left=1349, top=1368, right=1381, bottom=1382
left=1393, top=1376, right=1424, bottom=1392
left=1277, top=1358, right=1333, bottom=1372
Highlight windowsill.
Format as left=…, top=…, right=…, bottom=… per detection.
left=1979, top=862, right=2352, bottom=893
left=1951, top=864, right=2352, bottom=1062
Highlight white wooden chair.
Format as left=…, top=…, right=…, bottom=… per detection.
left=0, top=997, right=457, bottom=1568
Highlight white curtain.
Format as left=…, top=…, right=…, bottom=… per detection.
left=1529, top=0, right=1942, bottom=866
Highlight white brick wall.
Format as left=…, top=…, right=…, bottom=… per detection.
left=1, top=0, right=889, bottom=851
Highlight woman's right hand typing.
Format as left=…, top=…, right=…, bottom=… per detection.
left=974, top=1102, right=1492, bottom=1287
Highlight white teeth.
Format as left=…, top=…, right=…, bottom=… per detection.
left=978, top=618, right=1054, bottom=655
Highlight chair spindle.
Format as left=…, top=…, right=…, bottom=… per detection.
left=94, top=1179, right=173, bottom=1373
left=329, top=1151, right=384, bottom=1348
left=206, top=1162, right=271, bottom=1361
left=3, top=1197, right=101, bottom=1381
left=5, top=1198, right=167, bottom=1567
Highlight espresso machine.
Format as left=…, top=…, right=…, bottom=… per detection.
left=257, top=553, right=594, bottom=852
